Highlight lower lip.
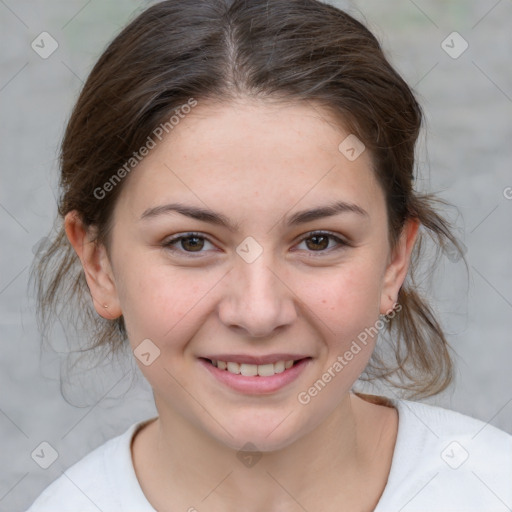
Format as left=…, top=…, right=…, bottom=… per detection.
left=199, top=358, right=311, bottom=394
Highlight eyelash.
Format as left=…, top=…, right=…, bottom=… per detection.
left=161, top=231, right=349, bottom=258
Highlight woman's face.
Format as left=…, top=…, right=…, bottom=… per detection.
left=88, top=99, right=416, bottom=451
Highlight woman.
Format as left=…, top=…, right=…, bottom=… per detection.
left=27, top=0, right=512, bottom=510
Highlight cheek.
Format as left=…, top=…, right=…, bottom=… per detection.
left=301, top=259, right=384, bottom=337
left=116, top=257, right=220, bottom=346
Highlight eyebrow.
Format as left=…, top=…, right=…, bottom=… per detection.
left=139, top=200, right=368, bottom=231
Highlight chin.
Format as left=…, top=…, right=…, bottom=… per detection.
left=205, top=409, right=308, bottom=453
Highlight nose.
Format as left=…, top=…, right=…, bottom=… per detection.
left=217, top=252, right=298, bottom=338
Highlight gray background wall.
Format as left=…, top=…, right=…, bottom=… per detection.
left=1, top=1, right=511, bottom=510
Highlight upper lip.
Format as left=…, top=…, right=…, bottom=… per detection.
left=201, top=354, right=311, bottom=365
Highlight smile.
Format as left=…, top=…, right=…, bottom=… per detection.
left=211, top=359, right=295, bottom=376
left=199, top=357, right=312, bottom=394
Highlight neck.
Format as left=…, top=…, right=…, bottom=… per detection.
left=133, top=392, right=395, bottom=512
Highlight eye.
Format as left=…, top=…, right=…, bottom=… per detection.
left=162, top=232, right=216, bottom=256
left=162, top=230, right=350, bottom=258
left=295, top=231, right=349, bottom=255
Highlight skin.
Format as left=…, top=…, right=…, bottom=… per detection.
left=65, top=98, right=419, bottom=512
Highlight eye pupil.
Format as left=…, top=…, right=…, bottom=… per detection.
left=182, top=236, right=204, bottom=251
left=306, top=235, right=329, bottom=251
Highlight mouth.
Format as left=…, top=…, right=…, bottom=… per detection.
left=198, top=356, right=312, bottom=394
left=201, top=357, right=309, bottom=377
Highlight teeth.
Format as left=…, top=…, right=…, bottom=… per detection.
left=258, top=363, right=276, bottom=377
left=227, top=361, right=240, bottom=374
left=273, top=361, right=285, bottom=374
left=240, top=364, right=258, bottom=376
left=211, top=359, right=297, bottom=376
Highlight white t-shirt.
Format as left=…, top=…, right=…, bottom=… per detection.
left=26, top=396, right=512, bottom=511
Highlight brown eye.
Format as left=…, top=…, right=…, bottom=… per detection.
left=180, top=236, right=204, bottom=252
left=305, top=234, right=330, bottom=251
left=295, top=231, right=349, bottom=255
left=163, top=233, right=214, bottom=255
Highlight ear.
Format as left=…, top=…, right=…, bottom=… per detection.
left=64, top=211, right=122, bottom=320
left=379, top=218, right=420, bottom=315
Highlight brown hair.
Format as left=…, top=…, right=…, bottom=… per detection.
left=29, top=0, right=466, bottom=399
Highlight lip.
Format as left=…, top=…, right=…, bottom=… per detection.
left=201, top=354, right=310, bottom=365
left=199, top=357, right=312, bottom=394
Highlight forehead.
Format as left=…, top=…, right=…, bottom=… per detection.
left=114, top=99, right=384, bottom=223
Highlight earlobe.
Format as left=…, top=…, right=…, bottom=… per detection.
left=64, top=211, right=122, bottom=319
left=379, top=218, right=420, bottom=315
